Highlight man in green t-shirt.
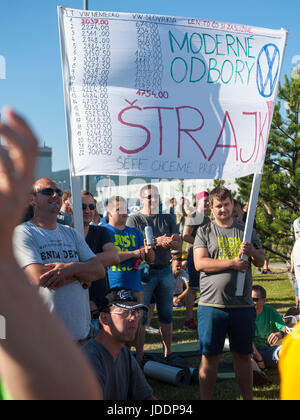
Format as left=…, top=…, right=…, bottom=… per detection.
left=193, top=186, right=265, bottom=400
left=0, top=382, right=11, bottom=401
left=252, top=285, right=286, bottom=369
left=0, top=382, right=4, bottom=400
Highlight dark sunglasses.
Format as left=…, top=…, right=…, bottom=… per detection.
left=252, top=298, right=261, bottom=302
left=82, top=203, right=96, bottom=211
left=35, top=188, right=63, bottom=197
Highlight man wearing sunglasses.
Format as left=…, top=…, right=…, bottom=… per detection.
left=83, top=287, right=155, bottom=400
left=81, top=190, right=120, bottom=336
left=127, top=184, right=182, bottom=364
left=252, top=285, right=286, bottom=370
left=13, top=177, right=106, bottom=342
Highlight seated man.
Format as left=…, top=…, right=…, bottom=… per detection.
left=171, top=254, right=190, bottom=308
left=252, top=285, right=286, bottom=369
left=83, top=287, right=156, bottom=400
left=106, top=195, right=155, bottom=359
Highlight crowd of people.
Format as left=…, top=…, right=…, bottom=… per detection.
left=0, top=109, right=299, bottom=401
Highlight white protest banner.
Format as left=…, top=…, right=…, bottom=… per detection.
left=58, top=7, right=287, bottom=180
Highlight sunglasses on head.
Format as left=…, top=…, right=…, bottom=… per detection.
left=82, top=203, right=96, bottom=211
left=35, top=188, right=63, bottom=197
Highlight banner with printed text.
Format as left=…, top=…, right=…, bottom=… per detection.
left=58, top=7, right=287, bottom=179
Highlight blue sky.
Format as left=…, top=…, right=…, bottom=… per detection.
left=0, top=0, right=299, bottom=171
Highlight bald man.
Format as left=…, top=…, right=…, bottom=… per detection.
left=13, top=177, right=105, bottom=342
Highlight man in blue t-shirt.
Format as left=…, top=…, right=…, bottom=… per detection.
left=106, top=196, right=155, bottom=360
left=106, top=196, right=155, bottom=292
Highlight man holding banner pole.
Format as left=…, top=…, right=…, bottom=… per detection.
left=194, top=186, right=265, bottom=400
left=127, top=184, right=182, bottom=363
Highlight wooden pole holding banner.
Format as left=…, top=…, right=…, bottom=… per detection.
left=82, top=0, right=89, bottom=193
left=58, top=6, right=84, bottom=236
left=235, top=28, right=289, bottom=296
left=235, top=173, right=262, bottom=296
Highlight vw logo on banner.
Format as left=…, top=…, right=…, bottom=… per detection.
left=256, top=43, right=280, bottom=98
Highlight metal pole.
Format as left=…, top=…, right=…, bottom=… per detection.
left=83, top=0, right=89, bottom=191
left=235, top=28, right=289, bottom=297
left=58, top=7, right=84, bottom=236
left=235, top=173, right=262, bottom=296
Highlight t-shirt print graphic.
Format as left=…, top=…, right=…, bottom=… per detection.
left=217, top=236, right=241, bottom=260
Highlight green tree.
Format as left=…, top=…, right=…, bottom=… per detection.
left=236, top=68, right=300, bottom=260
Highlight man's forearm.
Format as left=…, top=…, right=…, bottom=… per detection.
left=194, top=257, right=234, bottom=273
left=96, top=247, right=120, bottom=268
left=118, top=251, right=138, bottom=263
left=71, top=258, right=105, bottom=283
left=250, top=249, right=265, bottom=268
left=183, top=234, right=194, bottom=245
left=39, top=258, right=105, bottom=289
left=182, top=227, right=195, bottom=245
left=170, top=236, right=183, bottom=251
left=178, top=288, right=189, bottom=300
left=156, top=234, right=182, bottom=251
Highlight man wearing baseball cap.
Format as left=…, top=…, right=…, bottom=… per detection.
left=83, top=287, right=155, bottom=400
left=182, top=191, right=210, bottom=330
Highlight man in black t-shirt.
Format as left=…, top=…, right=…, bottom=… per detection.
left=182, top=191, right=210, bottom=330
left=127, top=185, right=182, bottom=363
left=83, top=288, right=155, bottom=400
left=81, top=191, right=120, bottom=335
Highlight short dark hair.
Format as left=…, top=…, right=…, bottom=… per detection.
left=252, top=285, right=267, bottom=299
left=81, top=190, right=94, bottom=199
left=140, top=184, right=159, bottom=198
left=107, top=196, right=126, bottom=212
left=209, top=187, right=232, bottom=206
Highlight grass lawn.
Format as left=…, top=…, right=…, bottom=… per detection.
left=143, top=266, right=295, bottom=400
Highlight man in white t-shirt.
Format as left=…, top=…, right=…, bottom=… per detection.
left=171, top=255, right=189, bottom=308
left=291, top=217, right=300, bottom=307
left=13, top=177, right=105, bottom=341
left=293, top=238, right=300, bottom=309
left=293, top=217, right=300, bottom=240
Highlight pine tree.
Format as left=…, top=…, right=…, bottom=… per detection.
left=236, top=68, right=300, bottom=260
